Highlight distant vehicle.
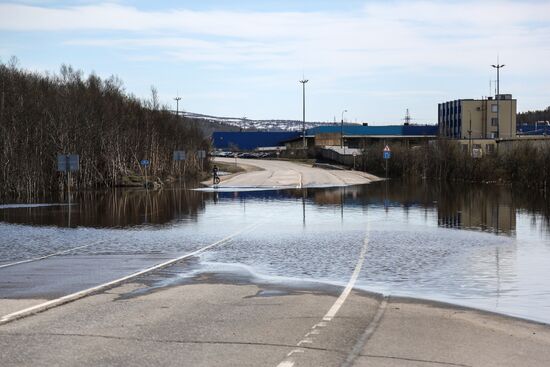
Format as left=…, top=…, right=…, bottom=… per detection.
left=210, top=151, right=232, bottom=157
left=238, top=153, right=254, bottom=158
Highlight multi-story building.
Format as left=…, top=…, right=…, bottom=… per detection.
left=438, top=95, right=517, bottom=142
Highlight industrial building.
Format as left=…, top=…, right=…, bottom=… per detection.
left=212, top=131, right=300, bottom=151
left=304, top=125, right=438, bottom=149
left=438, top=95, right=517, bottom=154
left=212, top=93, right=540, bottom=158
left=212, top=125, right=438, bottom=151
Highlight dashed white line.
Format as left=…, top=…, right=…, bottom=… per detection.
left=0, top=223, right=260, bottom=325
left=276, top=223, right=370, bottom=367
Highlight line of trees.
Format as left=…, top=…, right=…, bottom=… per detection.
left=0, top=58, right=209, bottom=201
left=517, top=107, right=550, bottom=124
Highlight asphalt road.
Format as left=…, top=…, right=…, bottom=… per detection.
left=1, top=272, right=549, bottom=367
left=2, top=160, right=550, bottom=366
left=211, top=158, right=380, bottom=188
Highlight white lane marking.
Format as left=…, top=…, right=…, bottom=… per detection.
left=286, top=349, right=304, bottom=357
left=0, top=223, right=260, bottom=325
left=0, top=241, right=104, bottom=269
left=276, top=225, right=370, bottom=367
left=312, top=321, right=327, bottom=328
left=323, top=234, right=369, bottom=322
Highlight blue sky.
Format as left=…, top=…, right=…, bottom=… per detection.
left=1, top=1, right=549, bottom=124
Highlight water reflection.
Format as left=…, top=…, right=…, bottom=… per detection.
left=0, top=188, right=210, bottom=228
left=437, top=184, right=516, bottom=235
left=0, top=180, right=548, bottom=237
left=2, top=180, right=550, bottom=322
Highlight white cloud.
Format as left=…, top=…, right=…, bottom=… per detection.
left=3, top=1, right=545, bottom=75
left=2, top=1, right=549, bottom=119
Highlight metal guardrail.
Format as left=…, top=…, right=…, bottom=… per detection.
left=316, top=146, right=362, bottom=167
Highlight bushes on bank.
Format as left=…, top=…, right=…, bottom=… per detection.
left=362, top=140, right=550, bottom=193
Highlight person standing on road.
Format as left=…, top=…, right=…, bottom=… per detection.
left=212, top=165, right=220, bottom=185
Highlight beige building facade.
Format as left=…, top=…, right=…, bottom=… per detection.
left=438, top=95, right=517, bottom=141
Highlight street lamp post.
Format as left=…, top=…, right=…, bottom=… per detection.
left=174, top=96, right=182, bottom=117
left=341, top=109, right=347, bottom=149
left=299, top=79, right=309, bottom=149
left=468, top=111, right=473, bottom=155
left=491, top=61, right=505, bottom=138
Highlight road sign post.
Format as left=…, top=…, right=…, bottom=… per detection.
left=173, top=151, right=186, bottom=182
left=57, top=154, right=80, bottom=227
left=352, top=151, right=357, bottom=170
left=197, top=150, right=206, bottom=171
left=383, top=145, right=391, bottom=179
left=140, top=159, right=150, bottom=191
left=57, top=154, right=79, bottom=198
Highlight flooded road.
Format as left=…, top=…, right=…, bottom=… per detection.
left=1, top=181, right=550, bottom=323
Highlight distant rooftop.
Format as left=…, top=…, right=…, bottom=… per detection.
left=306, top=124, right=438, bottom=137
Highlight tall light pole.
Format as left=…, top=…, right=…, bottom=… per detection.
left=299, top=79, right=309, bottom=149
left=468, top=111, right=473, bottom=155
left=341, top=109, right=347, bottom=148
left=491, top=61, right=505, bottom=138
left=174, top=96, right=182, bottom=117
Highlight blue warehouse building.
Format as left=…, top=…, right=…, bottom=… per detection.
left=306, top=125, right=438, bottom=137
left=212, top=131, right=300, bottom=150
left=212, top=125, right=438, bottom=151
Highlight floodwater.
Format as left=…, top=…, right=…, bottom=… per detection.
left=1, top=181, right=550, bottom=323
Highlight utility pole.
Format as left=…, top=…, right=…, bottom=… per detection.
left=174, top=96, right=182, bottom=117
left=1, top=80, right=4, bottom=123
left=492, top=59, right=505, bottom=138
left=468, top=111, right=473, bottom=155
left=404, top=109, right=412, bottom=126
left=241, top=116, right=246, bottom=132
left=299, top=79, right=309, bottom=149
left=341, top=109, right=347, bottom=148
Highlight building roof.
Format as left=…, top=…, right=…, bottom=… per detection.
left=212, top=131, right=300, bottom=150
left=306, top=124, right=438, bottom=137
left=212, top=124, right=439, bottom=150
left=517, top=124, right=550, bottom=136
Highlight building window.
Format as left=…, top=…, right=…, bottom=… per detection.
left=491, top=104, right=498, bottom=113
left=491, top=117, right=498, bottom=126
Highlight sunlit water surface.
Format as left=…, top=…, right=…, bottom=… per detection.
left=1, top=181, right=549, bottom=323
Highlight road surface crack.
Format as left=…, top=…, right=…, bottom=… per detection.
left=1, top=331, right=343, bottom=353
left=340, top=296, right=388, bottom=367
left=359, top=354, right=472, bottom=367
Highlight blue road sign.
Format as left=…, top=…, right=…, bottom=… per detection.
left=383, top=151, right=391, bottom=159
left=68, top=155, right=79, bottom=171
left=140, top=159, right=150, bottom=166
left=57, top=154, right=80, bottom=172
left=173, top=151, right=186, bottom=161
